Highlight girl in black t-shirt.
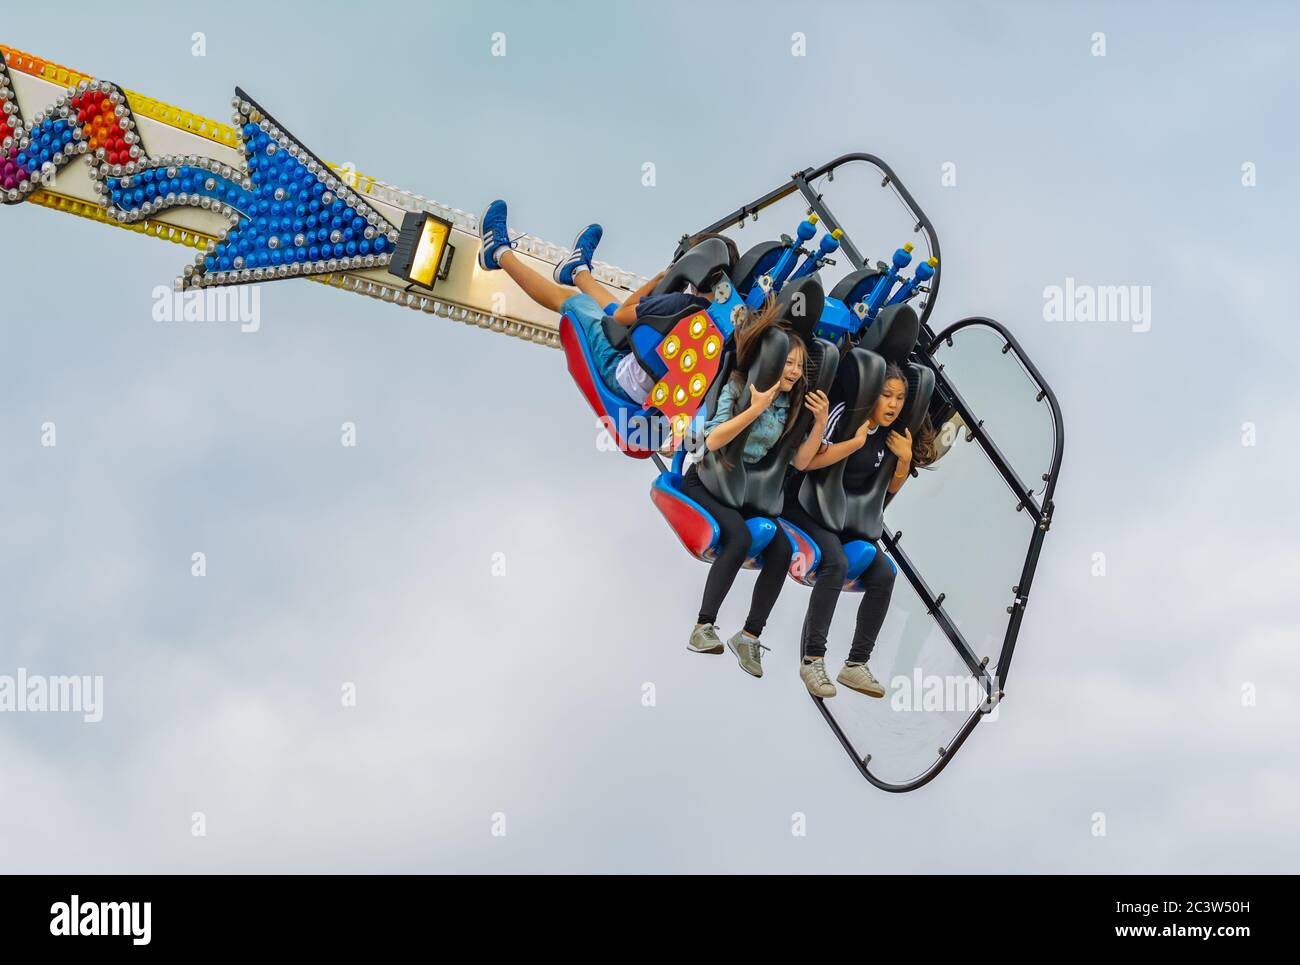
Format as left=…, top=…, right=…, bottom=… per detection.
left=782, top=363, right=936, bottom=699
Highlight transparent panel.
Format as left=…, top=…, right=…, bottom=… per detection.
left=708, top=158, right=933, bottom=307
left=805, top=160, right=936, bottom=268
left=821, top=552, right=988, bottom=786
left=711, top=188, right=857, bottom=293
left=931, top=324, right=1058, bottom=496
left=883, top=424, right=1036, bottom=677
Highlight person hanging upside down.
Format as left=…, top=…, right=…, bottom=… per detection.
left=683, top=317, right=830, bottom=678
left=476, top=199, right=722, bottom=407
left=782, top=363, right=937, bottom=699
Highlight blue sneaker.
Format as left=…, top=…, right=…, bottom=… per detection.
left=478, top=199, right=514, bottom=270
left=554, top=223, right=603, bottom=285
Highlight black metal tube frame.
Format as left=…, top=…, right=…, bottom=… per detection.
left=686, top=154, right=1065, bottom=792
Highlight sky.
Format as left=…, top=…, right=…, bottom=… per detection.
left=1, top=0, right=1297, bottom=872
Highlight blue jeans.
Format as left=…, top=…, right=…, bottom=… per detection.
left=562, top=293, right=635, bottom=405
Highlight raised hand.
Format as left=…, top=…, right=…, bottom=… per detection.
left=886, top=427, right=913, bottom=463
left=804, top=389, right=829, bottom=427
left=749, top=380, right=781, bottom=413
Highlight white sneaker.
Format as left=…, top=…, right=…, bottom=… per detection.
left=800, top=657, right=837, bottom=698
left=837, top=661, right=886, bottom=698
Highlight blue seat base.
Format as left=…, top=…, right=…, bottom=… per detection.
left=778, top=519, right=894, bottom=591
left=650, top=472, right=778, bottom=567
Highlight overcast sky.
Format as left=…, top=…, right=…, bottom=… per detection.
left=2, top=0, right=1297, bottom=872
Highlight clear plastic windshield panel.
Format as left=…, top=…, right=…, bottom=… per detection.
left=713, top=188, right=862, bottom=294
left=828, top=419, right=1034, bottom=787
left=931, top=324, right=1058, bottom=496
left=712, top=157, right=933, bottom=303
left=820, top=564, right=985, bottom=786
left=882, top=425, right=1035, bottom=680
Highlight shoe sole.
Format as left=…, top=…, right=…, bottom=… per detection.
left=478, top=203, right=503, bottom=270
left=800, top=672, right=836, bottom=698
left=726, top=639, right=763, bottom=677
left=837, top=676, right=885, bottom=698
left=554, top=227, right=589, bottom=284
left=687, top=642, right=724, bottom=654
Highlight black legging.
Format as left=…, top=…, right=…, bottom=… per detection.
left=781, top=495, right=895, bottom=663
left=681, top=466, right=793, bottom=636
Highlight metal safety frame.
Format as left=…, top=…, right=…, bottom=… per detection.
left=690, top=154, right=1065, bottom=792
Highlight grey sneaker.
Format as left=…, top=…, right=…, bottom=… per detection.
left=800, top=657, right=837, bottom=698
left=726, top=631, right=769, bottom=677
left=837, top=661, right=886, bottom=698
left=688, top=624, right=724, bottom=654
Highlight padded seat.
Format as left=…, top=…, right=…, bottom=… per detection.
left=560, top=313, right=665, bottom=458
left=650, top=450, right=780, bottom=568
left=694, top=277, right=837, bottom=515
left=648, top=274, right=831, bottom=568
left=777, top=518, right=892, bottom=592
left=561, top=237, right=741, bottom=458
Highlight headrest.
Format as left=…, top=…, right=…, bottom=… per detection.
left=774, top=276, right=824, bottom=344
left=856, top=302, right=919, bottom=363
left=803, top=337, right=838, bottom=397
left=654, top=238, right=733, bottom=296
left=773, top=337, right=841, bottom=447
left=899, top=363, right=936, bottom=435
left=828, top=347, right=888, bottom=439
left=829, top=267, right=884, bottom=307
left=748, top=325, right=791, bottom=394
left=672, top=234, right=737, bottom=266
left=730, top=240, right=784, bottom=299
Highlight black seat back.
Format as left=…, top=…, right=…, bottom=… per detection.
left=602, top=237, right=734, bottom=353
left=696, top=327, right=789, bottom=509
left=857, top=302, right=920, bottom=360
left=797, top=298, right=933, bottom=539
left=730, top=240, right=785, bottom=300
left=738, top=337, right=839, bottom=517
left=830, top=267, right=885, bottom=308
left=773, top=275, right=824, bottom=345
left=653, top=237, right=733, bottom=296
left=696, top=276, right=834, bottom=515
left=839, top=363, right=935, bottom=541
left=796, top=347, right=887, bottom=532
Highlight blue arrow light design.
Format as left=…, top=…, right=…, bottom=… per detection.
left=90, top=87, right=398, bottom=290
